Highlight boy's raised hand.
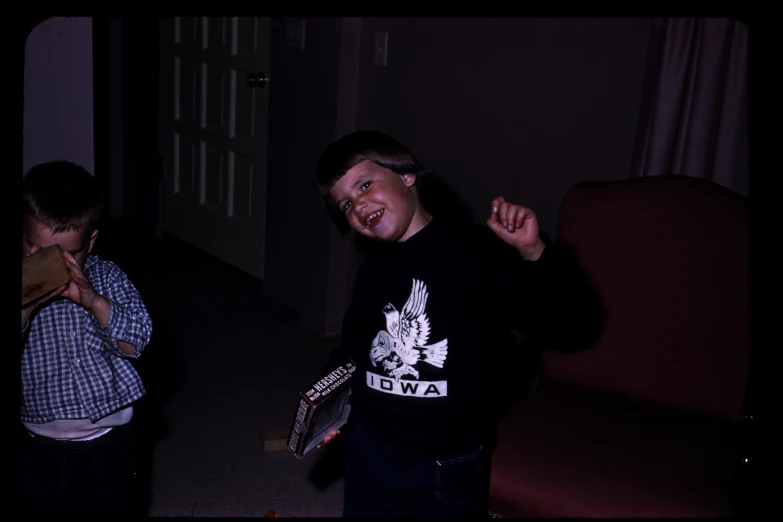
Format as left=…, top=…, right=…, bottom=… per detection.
left=62, top=251, right=133, bottom=353
left=61, top=250, right=103, bottom=312
left=487, top=196, right=545, bottom=261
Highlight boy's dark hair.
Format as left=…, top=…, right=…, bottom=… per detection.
left=316, top=130, right=473, bottom=243
left=22, top=160, right=104, bottom=234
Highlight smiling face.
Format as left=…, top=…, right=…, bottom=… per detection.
left=328, top=160, right=431, bottom=243
left=22, top=215, right=98, bottom=268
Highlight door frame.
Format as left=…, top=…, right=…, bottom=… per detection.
left=14, top=15, right=51, bottom=505
left=92, top=16, right=162, bottom=240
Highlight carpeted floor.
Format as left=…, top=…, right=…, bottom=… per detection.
left=96, top=222, right=348, bottom=517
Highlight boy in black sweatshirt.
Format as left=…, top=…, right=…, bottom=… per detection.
left=315, top=130, right=599, bottom=518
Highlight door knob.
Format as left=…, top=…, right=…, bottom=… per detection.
left=246, top=71, right=268, bottom=88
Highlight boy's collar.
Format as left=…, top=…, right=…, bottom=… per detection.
left=83, top=255, right=99, bottom=271
left=396, top=216, right=438, bottom=245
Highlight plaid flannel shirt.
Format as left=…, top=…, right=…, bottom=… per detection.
left=21, top=255, right=153, bottom=423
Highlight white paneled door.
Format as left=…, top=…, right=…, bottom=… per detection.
left=160, top=17, right=270, bottom=281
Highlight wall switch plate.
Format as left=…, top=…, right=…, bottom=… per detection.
left=374, top=31, right=388, bottom=66
left=286, top=18, right=305, bottom=50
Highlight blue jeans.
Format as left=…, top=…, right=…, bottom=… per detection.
left=343, top=416, right=491, bottom=518
left=20, top=423, right=138, bottom=517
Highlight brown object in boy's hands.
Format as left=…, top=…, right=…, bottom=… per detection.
left=21, top=244, right=72, bottom=307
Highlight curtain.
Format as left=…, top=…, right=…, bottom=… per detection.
left=630, top=18, right=749, bottom=197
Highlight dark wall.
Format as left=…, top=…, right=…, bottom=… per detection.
left=355, top=17, right=653, bottom=237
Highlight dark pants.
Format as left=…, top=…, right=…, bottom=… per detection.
left=20, top=423, right=138, bottom=517
left=343, top=417, right=491, bottom=518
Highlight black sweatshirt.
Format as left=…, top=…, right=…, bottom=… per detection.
left=323, top=216, right=599, bottom=454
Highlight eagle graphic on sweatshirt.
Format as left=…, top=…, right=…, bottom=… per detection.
left=369, top=278, right=448, bottom=381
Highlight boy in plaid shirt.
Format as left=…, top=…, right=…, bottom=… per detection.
left=20, top=160, right=153, bottom=516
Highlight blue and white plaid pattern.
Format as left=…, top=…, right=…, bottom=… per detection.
left=21, top=255, right=153, bottom=424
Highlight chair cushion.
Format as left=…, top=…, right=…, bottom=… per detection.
left=489, top=378, right=740, bottom=518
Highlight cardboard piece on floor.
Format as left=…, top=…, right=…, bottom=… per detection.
left=260, top=429, right=289, bottom=452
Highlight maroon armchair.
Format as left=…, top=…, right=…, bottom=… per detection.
left=489, top=175, right=749, bottom=517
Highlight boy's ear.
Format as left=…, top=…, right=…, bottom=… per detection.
left=402, top=173, right=417, bottom=187
left=87, top=229, right=99, bottom=254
